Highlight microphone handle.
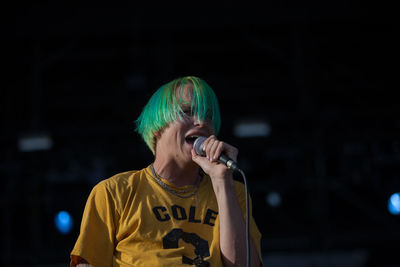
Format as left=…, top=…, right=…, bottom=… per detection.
left=218, top=154, right=239, bottom=171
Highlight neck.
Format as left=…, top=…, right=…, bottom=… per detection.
left=152, top=157, right=200, bottom=187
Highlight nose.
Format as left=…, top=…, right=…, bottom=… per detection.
left=192, top=117, right=215, bottom=134
left=193, top=117, right=206, bottom=127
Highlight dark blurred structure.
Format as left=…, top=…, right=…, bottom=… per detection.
left=1, top=2, right=398, bottom=266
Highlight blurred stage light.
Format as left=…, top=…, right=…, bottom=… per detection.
left=18, top=133, right=53, bottom=152
left=266, top=192, right=282, bottom=207
left=388, top=193, right=400, bottom=215
left=234, top=120, right=271, bottom=138
left=54, top=211, right=74, bottom=234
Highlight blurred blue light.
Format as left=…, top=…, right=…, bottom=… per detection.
left=388, top=193, right=400, bottom=215
left=54, top=210, right=73, bottom=234
left=266, top=192, right=281, bottom=207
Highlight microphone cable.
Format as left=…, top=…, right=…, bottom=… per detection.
left=237, top=168, right=250, bottom=267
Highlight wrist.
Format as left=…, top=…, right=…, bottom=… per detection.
left=210, top=174, right=235, bottom=196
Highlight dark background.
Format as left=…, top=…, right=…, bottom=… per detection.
left=1, top=1, right=398, bottom=266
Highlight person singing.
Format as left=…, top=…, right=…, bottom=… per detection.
left=70, top=76, right=262, bottom=267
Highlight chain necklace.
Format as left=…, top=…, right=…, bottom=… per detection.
left=150, top=164, right=201, bottom=199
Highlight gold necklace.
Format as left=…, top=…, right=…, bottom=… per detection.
left=150, top=164, right=201, bottom=199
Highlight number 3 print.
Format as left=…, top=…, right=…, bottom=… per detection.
left=163, top=228, right=210, bottom=266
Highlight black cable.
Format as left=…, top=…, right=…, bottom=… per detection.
left=238, top=168, right=250, bottom=267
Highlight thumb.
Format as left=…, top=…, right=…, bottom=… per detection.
left=191, top=149, right=210, bottom=167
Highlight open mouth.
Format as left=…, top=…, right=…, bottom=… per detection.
left=185, top=135, right=200, bottom=145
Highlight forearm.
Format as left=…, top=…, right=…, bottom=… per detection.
left=213, top=178, right=259, bottom=267
left=191, top=136, right=260, bottom=266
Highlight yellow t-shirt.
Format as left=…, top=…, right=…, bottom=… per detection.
left=71, top=166, right=262, bottom=267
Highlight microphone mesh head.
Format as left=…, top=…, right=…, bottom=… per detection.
left=193, top=136, right=207, bottom=156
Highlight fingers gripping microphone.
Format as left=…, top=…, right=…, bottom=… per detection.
left=193, top=136, right=240, bottom=171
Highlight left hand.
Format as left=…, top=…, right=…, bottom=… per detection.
left=191, top=135, right=238, bottom=182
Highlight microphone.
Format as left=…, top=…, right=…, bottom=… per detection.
left=193, top=136, right=240, bottom=171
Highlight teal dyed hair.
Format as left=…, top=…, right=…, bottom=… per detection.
left=135, top=76, right=221, bottom=154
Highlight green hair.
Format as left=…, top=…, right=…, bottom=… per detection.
left=135, top=76, right=221, bottom=154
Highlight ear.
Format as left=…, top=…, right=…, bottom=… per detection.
left=154, top=131, right=161, bottom=138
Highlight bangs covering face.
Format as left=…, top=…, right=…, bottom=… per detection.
left=136, top=76, right=221, bottom=154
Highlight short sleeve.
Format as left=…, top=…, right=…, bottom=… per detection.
left=70, top=181, right=119, bottom=267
